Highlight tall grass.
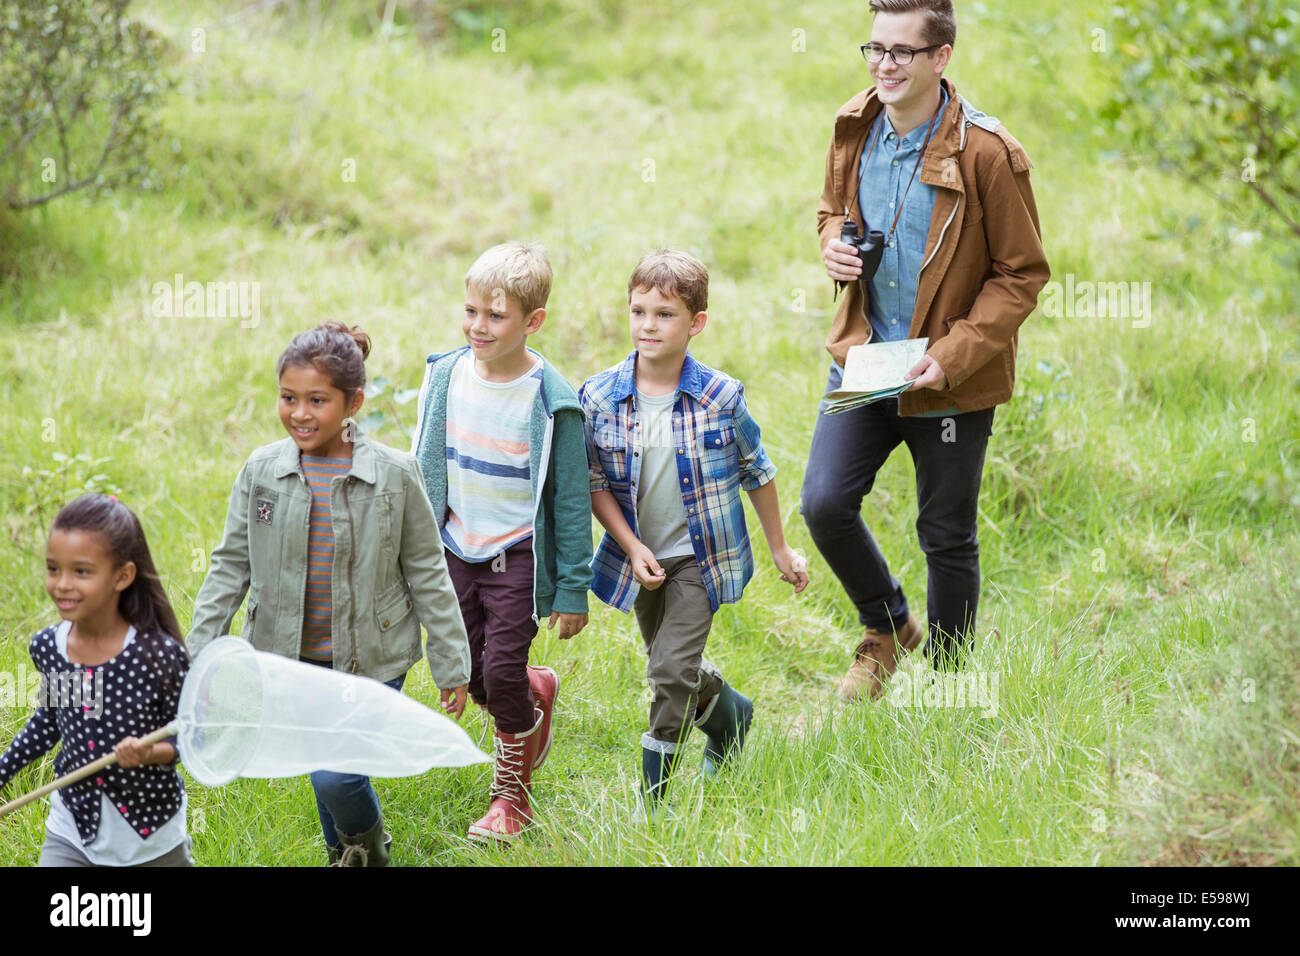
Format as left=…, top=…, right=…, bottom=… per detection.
left=0, top=0, right=1295, bottom=865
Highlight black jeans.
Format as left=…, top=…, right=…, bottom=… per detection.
left=800, top=363, right=994, bottom=666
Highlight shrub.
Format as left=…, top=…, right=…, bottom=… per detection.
left=0, top=0, right=171, bottom=210
left=1103, top=0, right=1299, bottom=239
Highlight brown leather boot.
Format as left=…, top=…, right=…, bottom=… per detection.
left=838, top=614, right=925, bottom=702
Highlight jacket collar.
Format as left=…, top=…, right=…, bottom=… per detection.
left=872, top=83, right=950, bottom=151
left=837, top=76, right=961, bottom=127
left=836, top=77, right=993, bottom=191
left=271, top=430, right=378, bottom=483
left=428, top=344, right=581, bottom=415
left=610, top=350, right=706, bottom=403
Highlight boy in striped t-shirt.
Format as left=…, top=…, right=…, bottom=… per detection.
left=442, top=359, right=543, bottom=561
left=411, top=241, right=593, bottom=843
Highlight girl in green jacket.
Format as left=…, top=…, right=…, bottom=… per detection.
left=188, top=321, right=472, bottom=866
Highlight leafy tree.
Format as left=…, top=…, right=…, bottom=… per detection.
left=0, top=0, right=171, bottom=210
left=1103, top=0, right=1299, bottom=238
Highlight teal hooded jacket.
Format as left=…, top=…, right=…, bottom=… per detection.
left=410, top=346, right=593, bottom=620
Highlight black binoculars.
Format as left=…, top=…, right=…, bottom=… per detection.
left=836, top=219, right=885, bottom=290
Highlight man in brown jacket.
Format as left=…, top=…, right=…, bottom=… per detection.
left=803, top=0, right=1049, bottom=701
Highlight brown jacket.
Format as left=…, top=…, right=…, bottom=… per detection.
left=817, top=77, right=1050, bottom=414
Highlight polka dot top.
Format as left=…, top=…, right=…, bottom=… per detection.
left=0, top=624, right=191, bottom=846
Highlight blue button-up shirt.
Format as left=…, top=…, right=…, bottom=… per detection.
left=580, top=351, right=777, bottom=613
left=858, top=84, right=948, bottom=344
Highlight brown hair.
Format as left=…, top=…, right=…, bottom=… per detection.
left=277, top=320, right=372, bottom=396
left=51, top=494, right=188, bottom=693
left=869, top=0, right=957, bottom=49
left=627, top=249, right=709, bottom=316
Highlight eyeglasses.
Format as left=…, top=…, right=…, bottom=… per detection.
left=860, top=42, right=944, bottom=66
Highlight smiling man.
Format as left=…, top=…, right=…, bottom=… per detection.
left=806, top=0, right=1050, bottom=700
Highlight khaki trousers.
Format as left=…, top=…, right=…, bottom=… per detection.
left=633, top=555, right=724, bottom=751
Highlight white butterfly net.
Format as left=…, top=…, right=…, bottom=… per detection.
left=177, top=637, right=488, bottom=786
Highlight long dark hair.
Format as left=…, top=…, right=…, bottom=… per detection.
left=50, top=495, right=188, bottom=690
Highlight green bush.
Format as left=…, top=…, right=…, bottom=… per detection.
left=0, top=0, right=171, bottom=210
left=1103, top=0, right=1299, bottom=239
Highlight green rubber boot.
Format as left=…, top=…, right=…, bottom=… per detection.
left=694, top=682, right=754, bottom=777
left=637, top=743, right=681, bottom=824
left=330, top=818, right=391, bottom=867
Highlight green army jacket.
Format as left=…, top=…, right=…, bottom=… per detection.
left=188, top=432, right=471, bottom=688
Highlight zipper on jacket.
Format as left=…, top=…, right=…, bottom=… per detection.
left=345, top=474, right=359, bottom=674
left=843, top=127, right=872, bottom=336
left=920, top=198, right=960, bottom=274
left=529, top=378, right=554, bottom=626
left=297, top=466, right=313, bottom=666
left=922, top=104, right=965, bottom=274
left=410, top=355, right=439, bottom=457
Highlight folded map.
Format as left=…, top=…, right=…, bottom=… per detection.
left=822, top=337, right=929, bottom=415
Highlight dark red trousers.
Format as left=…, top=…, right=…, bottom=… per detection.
left=445, top=539, right=538, bottom=734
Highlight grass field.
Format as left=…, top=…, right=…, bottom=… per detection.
left=1, top=0, right=1296, bottom=866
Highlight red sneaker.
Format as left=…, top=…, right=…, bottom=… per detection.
left=526, top=665, right=559, bottom=772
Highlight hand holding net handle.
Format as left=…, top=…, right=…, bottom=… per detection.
left=0, top=721, right=180, bottom=819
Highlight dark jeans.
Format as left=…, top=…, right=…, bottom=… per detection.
left=800, top=363, right=994, bottom=665
left=301, top=657, right=405, bottom=847
left=445, top=539, right=538, bottom=734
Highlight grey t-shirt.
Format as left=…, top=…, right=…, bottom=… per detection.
left=635, top=389, right=695, bottom=561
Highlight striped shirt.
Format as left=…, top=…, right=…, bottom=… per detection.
left=300, top=454, right=350, bottom=661
left=581, top=351, right=777, bottom=613
left=442, top=353, right=542, bottom=562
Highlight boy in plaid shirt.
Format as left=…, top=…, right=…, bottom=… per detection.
left=581, top=249, right=809, bottom=817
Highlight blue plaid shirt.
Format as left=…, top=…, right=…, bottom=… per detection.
left=580, top=351, right=777, bottom=613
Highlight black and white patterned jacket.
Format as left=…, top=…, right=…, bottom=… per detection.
left=0, top=625, right=191, bottom=845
